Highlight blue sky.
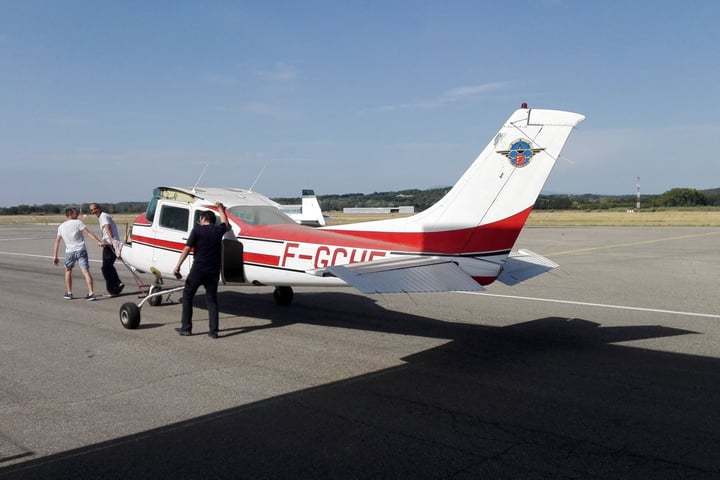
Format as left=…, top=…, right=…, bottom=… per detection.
left=1, top=1, right=719, bottom=207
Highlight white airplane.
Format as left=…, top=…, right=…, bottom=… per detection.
left=279, top=189, right=326, bottom=226
left=117, top=104, right=584, bottom=329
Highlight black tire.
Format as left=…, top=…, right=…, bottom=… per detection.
left=147, top=285, right=162, bottom=306
left=273, top=286, right=294, bottom=306
left=119, top=302, right=141, bottom=329
left=149, top=293, right=162, bottom=307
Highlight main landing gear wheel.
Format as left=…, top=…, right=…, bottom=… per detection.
left=119, top=302, right=141, bottom=329
left=273, top=286, right=294, bottom=306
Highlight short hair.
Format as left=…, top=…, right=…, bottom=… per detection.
left=200, top=210, right=216, bottom=224
left=65, top=207, right=76, bottom=216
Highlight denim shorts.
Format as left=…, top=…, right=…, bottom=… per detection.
left=64, top=249, right=89, bottom=270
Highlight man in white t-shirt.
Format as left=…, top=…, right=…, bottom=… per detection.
left=89, top=203, right=125, bottom=296
left=52, top=207, right=104, bottom=301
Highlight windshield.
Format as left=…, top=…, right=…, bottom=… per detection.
left=228, top=205, right=296, bottom=226
left=144, top=188, right=161, bottom=222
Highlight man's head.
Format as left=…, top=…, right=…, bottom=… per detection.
left=199, top=210, right=216, bottom=225
left=89, top=203, right=102, bottom=217
left=65, top=207, right=78, bottom=218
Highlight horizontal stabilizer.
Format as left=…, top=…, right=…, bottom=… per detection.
left=326, top=256, right=485, bottom=294
left=497, top=249, right=558, bottom=286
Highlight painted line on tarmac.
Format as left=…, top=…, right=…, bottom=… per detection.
left=0, top=252, right=53, bottom=260
left=460, top=291, right=720, bottom=319
left=0, top=237, right=53, bottom=241
left=0, top=251, right=101, bottom=263
left=545, top=230, right=720, bottom=257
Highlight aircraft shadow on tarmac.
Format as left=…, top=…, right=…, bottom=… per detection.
left=2, top=291, right=720, bottom=479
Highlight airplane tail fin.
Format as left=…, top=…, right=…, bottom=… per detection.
left=329, top=105, right=584, bottom=255
left=419, top=107, right=584, bottom=230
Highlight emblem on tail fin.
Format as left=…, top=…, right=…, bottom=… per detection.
left=498, top=139, right=545, bottom=168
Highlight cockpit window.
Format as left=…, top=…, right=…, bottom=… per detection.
left=228, top=206, right=295, bottom=226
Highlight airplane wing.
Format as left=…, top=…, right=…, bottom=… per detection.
left=325, top=256, right=485, bottom=294
left=496, top=249, right=558, bottom=286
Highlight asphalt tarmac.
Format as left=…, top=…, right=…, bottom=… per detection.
left=0, top=224, right=719, bottom=479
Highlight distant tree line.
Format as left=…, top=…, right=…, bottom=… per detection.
left=1, top=188, right=719, bottom=216
left=535, top=188, right=720, bottom=210
left=306, top=187, right=720, bottom=211
left=0, top=202, right=148, bottom=216
left=275, top=188, right=453, bottom=213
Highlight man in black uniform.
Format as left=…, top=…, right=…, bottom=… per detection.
left=172, top=202, right=228, bottom=338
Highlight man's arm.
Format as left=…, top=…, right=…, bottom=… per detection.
left=53, top=236, right=62, bottom=265
left=216, top=202, right=228, bottom=226
left=83, top=227, right=104, bottom=247
left=102, top=223, right=114, bottom=242
left=173, top=246, right=191, bottom=279
left=98, top=213, right=114, bottom=242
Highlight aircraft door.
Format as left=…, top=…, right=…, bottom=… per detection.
left=221, top=239, right=245, bottom=284
left=152, top=203, right=192, bottom=274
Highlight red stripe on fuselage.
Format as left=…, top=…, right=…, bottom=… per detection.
left=329, top=207, right=533, bottom=254
left=130, top=234, right=186, bottom=252
left=244, top=207, right=533, bottom=255
left=243, top=224, right=404, bottom=252
left=244, top=251, right=281, bottom=265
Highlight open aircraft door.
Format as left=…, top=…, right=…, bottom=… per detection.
left=221, top=238, right=245, bottom=284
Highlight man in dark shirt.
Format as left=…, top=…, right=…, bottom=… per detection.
left=173, top=202, right=229, bottom=338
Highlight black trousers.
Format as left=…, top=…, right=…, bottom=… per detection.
left=180, top=268, right=220, bottom=334
left=101, top=245, right=122, bottom=294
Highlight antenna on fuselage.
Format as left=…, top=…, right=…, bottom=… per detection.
left=191, top=163, right=209, bottom=193
left=248, top=165, right=266, bottom=192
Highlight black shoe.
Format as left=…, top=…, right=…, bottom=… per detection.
left=117, top=283, right=125, bottom=295
left=208, top=331, right=219, bottom=339
left=175, top=327, right=191, bottom=336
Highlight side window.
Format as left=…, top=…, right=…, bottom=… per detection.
left=159, top=205, right=190, bottom=232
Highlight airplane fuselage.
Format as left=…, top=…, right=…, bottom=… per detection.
left=121, top=190, right=506, bottom=290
